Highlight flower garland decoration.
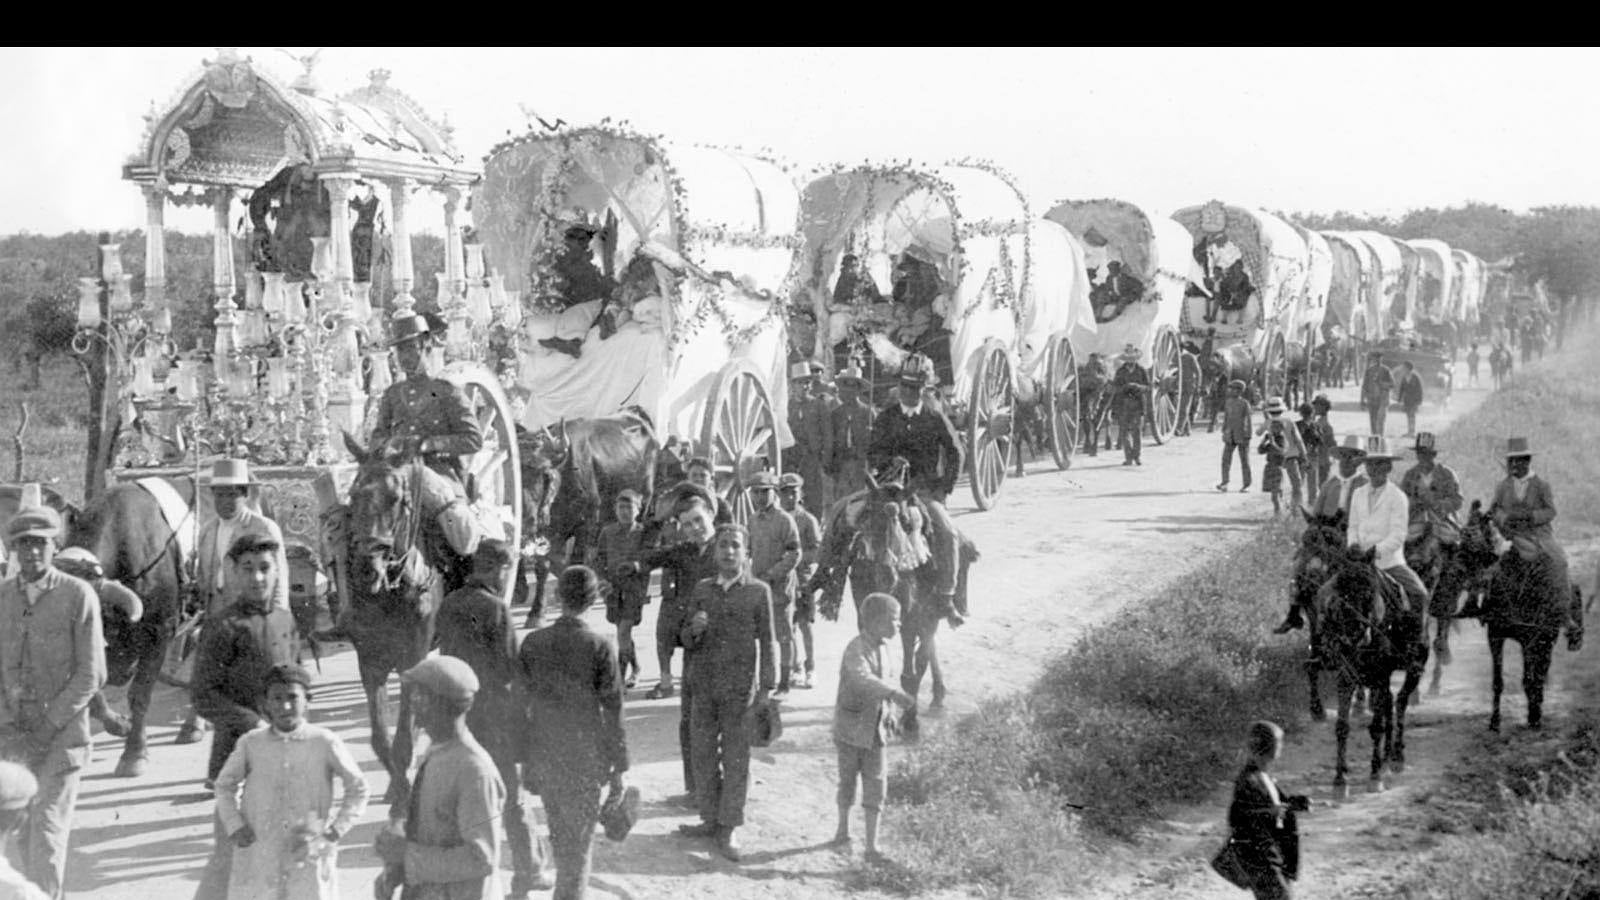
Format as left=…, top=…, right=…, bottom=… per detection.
left=947, top=157, right=1032, bottom=331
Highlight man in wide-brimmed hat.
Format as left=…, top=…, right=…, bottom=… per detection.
left=1346, top=436, right=1431, bottom=620
left=1464, top=437, right=1574, bottom=627
left=1398, top=432, right=1463, bottom=550
left=868, top=354, right=964, bottom=623
left=828, top=364, right=876, bottom=498
left=1275, top=433, right=1376, bottom=635
left=788, top=362, right=835, bottom=513
left=1111, top=344, right=1151, bottom=466
left=197, top=459, right=290, bottom=620
left=0, top=505, right=105, bottom=899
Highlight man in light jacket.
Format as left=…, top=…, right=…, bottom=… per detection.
left=196, top=460, right=290, bottom=618
left=1346, top=437, right=1430, bottom=620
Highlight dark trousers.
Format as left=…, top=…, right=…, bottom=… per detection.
left=540, top=776, right=601, bottom=900
left=678, top=679, right=695, bottom=794
left=771, top=594, right=795, bottom=689
left=1117, top=414, right=1143, bottom=462
left=1221, top=440, right=1252, bottom=487
left=1403, top=405, right=1419, bottom=436
left=690, top=690, right=753, bottom=828
left=4, top=742, right=84, bottom=900
left=1368, top=402, right=1388, bottom=436
left=494, top=755, right=550, bottom=893
left=207, top=721, right=251, bottom=783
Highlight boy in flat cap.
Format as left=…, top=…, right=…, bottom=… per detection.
left=375, top=655, right=505, bottom=900
left=778, top=473, right=822, bottom=689
left=0, top=760, right=49, bottom=900
left=746, top=472, right=800, bottom=695
left=516, top=566, right=630, bottom=900
left=0, top=506, right=105, bottom=900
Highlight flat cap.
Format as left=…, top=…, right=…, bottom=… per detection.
left=777, top=472, right=804, bottom=490
left=5, top=506, right=61, bottom=544
left=746, top=471, right=779, bottom=490
left=401, top=655, right=479, bottom=701
left=0, top=761, right=37, bottom=810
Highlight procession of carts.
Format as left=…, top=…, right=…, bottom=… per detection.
left=49, top=50, right=1500, bottom=617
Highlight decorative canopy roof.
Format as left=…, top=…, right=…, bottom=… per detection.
left=124, top=49, right=478, bottom=190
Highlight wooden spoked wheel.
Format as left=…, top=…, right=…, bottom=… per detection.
left=446, top=362, right=523, bottom=606
left=1259, top=331, right=1288, bottom=402
left=700, top=359, right=782, bottom=526
left=967, top=339, right=1015, bottom=511
left=1044, top=331, right=1078, bottom=470
left=1147, top=326, right=1182, bottom=445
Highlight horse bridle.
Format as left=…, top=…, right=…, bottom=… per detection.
left=367, top=461, right=430, bottom=594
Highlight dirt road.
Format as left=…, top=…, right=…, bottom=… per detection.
left=65, top=375, right=1500, bottom=900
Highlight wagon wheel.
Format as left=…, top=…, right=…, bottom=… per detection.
left=445, top=362, right=523, bottom=606
left=1044, top=331, right=1078, bottom=470
left=967, top=339, right=1015, bottom=511
left=1147, top=327, right=1182, bottom=445
left=700, top=358, right=781, bottom=526
left=1259, top=330, right=1288, bottom=402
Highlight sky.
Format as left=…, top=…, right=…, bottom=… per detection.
left=3, top=46, right=1599, bottom=237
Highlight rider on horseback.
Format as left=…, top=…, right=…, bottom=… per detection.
left=1345, top=437, right=1431, bottom=622
left=1460, top=437, right=1572, bottom=620
left=1275, top=435, right=1369, bottom=635
left=867, top=353, right=964, bottom=626
left=1398, top=432, right=1463, bottom=559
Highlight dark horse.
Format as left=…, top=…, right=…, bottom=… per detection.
left=1457, top=508, right=1584, bottom=732
left=811, top=463, right=977, bottom=738
left=1301, top=531, right=1430, bottom=798
left=340, top=435, right=471, bottom=804
left=65, top=481, right=195, bottom=777
left=1406, top=501, right=1502, bottom=696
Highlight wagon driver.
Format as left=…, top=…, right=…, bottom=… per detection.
left=366, top=314, right=485, bottom=591
left=866, top=353, right=964, bottom=625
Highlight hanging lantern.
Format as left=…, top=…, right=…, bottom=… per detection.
left=266, top=357, right=297, bottom=400
left=76, top=278, right=102, bottom=328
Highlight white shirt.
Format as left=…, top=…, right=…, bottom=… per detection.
left=213, top=515, right=239, bottom=591
left=1512, top=471, right=1535, bottom=502
left=1347, top=480, right=1411, bottom=569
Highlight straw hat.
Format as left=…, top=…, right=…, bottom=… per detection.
left=1331, top=435, right=1367, bottom=457
left=1362, top=435, right=1399, bottom=461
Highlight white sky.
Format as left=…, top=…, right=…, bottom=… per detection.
left=2, top=46, right=1598, bottom=237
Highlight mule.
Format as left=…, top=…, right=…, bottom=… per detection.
left=339, top=434, right=477, bottom=804
left=811, top=468, right=977, bottom=738
left=1315, top=545, right=1430, bottom=798
left=66, top=481, right=196, bottom=777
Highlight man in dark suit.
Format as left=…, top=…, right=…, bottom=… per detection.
left=1361, top=352, right=1395, bottom=436
left=867, top=354, right=963, bottom=622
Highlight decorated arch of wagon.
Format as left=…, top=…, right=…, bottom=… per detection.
left=795, top=160, right=1095, bottom=508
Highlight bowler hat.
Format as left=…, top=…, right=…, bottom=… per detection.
left=5, top=506, right=60, bottom=544
left=0, top=761, right=38, bottom=811
left=388, top=314, right=433, bottom=347
left=1413, top=432, right=1438, bottom=454
left=1505, top=436, right=1533, bottom=458
left=400, top=655, right=479, bottom=701
left=207, top=458, right=257, bottom=488
left=1331, top=434, right=1367, bottom=456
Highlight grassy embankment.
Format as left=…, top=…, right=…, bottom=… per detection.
left=867, top=327, right=1600, bottom=897
left=2, top=355, right=91, bottom=500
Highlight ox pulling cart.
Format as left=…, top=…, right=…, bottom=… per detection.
left=796, top=161, right=1095, bottom=508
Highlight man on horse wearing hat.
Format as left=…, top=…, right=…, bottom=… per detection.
left=1463, top=437, right=1573, bottom=620
left=1275, top=435, right=1372, bottom=634
left=368, top=315, right=484, bottom=489
left=1111, top=344, right=1151, bottom=466
left=867, top=353, right=963, bottom=623
left=1398, top=432, right=1463, bottom=555
left=1346, top=436, right=1431, bottom=620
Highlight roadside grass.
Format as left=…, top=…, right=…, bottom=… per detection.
left=1, top=355, right=91, bottom=501
left=868, top=326, right=1600, bottom=897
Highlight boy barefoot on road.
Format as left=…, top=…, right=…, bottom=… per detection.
left=831, top=592, right=913, bottom=862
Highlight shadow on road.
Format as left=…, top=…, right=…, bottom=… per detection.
left=1104, top=514, right=1262, bottom=533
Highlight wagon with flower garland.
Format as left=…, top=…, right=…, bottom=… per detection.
left=472, top=124, right=798, bottom=523
left=796, top=161, right=1097, bottom=509
left=1043, top=199, right=1193, bottom=446
left=1170, top=201, right=1310, bottom=404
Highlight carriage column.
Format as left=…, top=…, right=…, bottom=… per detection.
left=438, top=185, right=469, bottom=358
left=142, top=184, right=167, bottom=319
left=323, top=175, right=367, bottom=452
left=387, top=177, right=416, bottom=324
left=211, top=187, right=239, bottom=377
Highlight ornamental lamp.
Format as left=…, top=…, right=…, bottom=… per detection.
left=110, top=274, right=135, bottom=314
left=76, top=278, right=102, bottom=328
left=266, top=356, right=297, bottom=400
left=365, top=349, right=393, bottom=395
left=173, top=359, right=204, bottom=403
left=310, top=237, right=335, bottom=284
left=281, top=282, right=307, bottom=325
left=244, top=270, right=263, bottom=309
left=260, top=272, right=287, bottom=316
left=350, top=282, right=374, bottom=323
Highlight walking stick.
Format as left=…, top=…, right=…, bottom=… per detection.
left=13, top=401, right=27, bottom=482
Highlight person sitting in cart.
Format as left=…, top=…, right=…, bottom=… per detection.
left=538, top=222, right=621, bottom=358
left=1199, top=233, right=1255, bottom=324
left=369, top=313, right=484, bottom=491
left=832, top=254, right=883, bottom=308
left=1091, top=260, right=1144, bottom=323
left=867, top=353, right=964, bottom=626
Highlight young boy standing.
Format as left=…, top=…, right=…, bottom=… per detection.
left=831, top=592, right=913, bottom=862
left=778, top=473, right=822, bottom=689
left=436, top=540, right=553, bottom=898
left=596, top=490, right=652, bottom=689
left=214, top=664, right=369, bottom=900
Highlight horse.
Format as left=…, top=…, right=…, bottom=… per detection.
left=1316, top=545, right=1431, bottom=798
left=810, top=465, right=977, bottom=738
left=65, top=481, right=196, bottom=777
left=339, top=434, right=477, bottom=804
left=1456, top=508, right=1584, bottom=732
left=1407, top=501, right=1501, bottom=695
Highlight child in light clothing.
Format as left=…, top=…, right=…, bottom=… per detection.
left=831, top=592, right=913, bottom=862
left=214, top=665, right=369, bottom=900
